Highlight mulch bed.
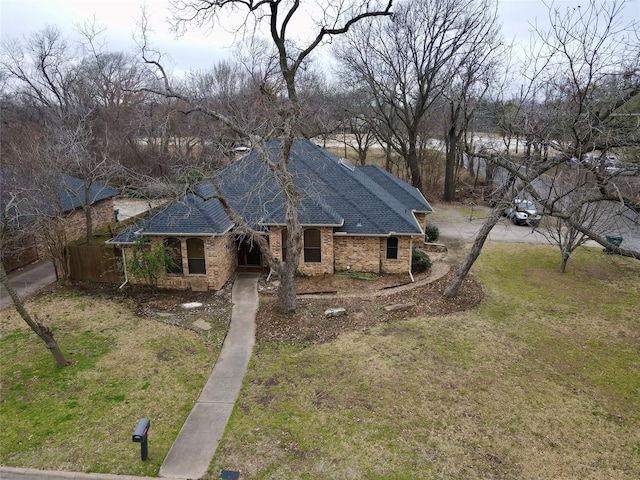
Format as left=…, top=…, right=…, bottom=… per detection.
left=256, top=270, right=483, bottom=345
left=66, top=267, right=483, bottom=347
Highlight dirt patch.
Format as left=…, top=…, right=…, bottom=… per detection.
left=256, top=269, right=483, bottom=345
left=32, top=252, right=480, bottom=348
left=66, top=280, right=233, bottom=341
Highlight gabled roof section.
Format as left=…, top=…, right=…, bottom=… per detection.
left=359, top=165, right=433, bottom=213
left=282, top=139, right=431, bottom=235
left=58, top=174, right=118, bottom=213
left=107, top=193, right=233, bottom=245
left=145, top=193, right=233, bottom=235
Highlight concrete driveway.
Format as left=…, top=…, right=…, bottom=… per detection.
left=429, top=203, right=602, bottom=247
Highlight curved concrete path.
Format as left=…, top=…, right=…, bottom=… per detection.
left=159, top=273, right=259, bottom=479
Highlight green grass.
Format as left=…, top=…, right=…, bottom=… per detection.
left=0, top=292, right=220, bottom=476
left=335, top=271, right=377, bottom=281
left=209, top=244, right=640, bottom=479
left=2, top=244, right=639, bottom=478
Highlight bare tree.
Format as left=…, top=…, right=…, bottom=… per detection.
left=0, top=26, right=126, bottom=246
left=0, top=176, right=71, bottom=368
left=138, top=0, right=394, bottom=312
left=442, top=23, right=503, bottom=201
left=444, top=0, right=639, bottom=298
left=335, top=0, right=500, bottom=192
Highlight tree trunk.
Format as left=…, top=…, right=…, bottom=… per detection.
left=385, top=143, right=392, bottom=172
left=406, top=148, right=422, bottom=190
left=84, top=181, right=93, bottom=246
left=444, top=131, right=460, bottom=201
left=443, top=210, right=502, bottom=298
left=559, top=250, right=569, bottom=273
left=274, top=137, right=302, bottom=313
left=443, top=173, right=516, bottom=298
left=0, top=262, right=70, bottom=367
left=277, top=264, right=298, bottom=312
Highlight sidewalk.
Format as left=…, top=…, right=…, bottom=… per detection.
left=159, top=273, right=259, bottom=479
left=0, top=273, right=260, bottom=480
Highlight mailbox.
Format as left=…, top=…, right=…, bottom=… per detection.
left=132, top=418, right=150, bottom=460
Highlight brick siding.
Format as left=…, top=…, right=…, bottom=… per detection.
left=151, top=235, right=236, bottom=291
left=123, top=228, right=419, bottom=291
left=62, top=199, right=115, bottom=244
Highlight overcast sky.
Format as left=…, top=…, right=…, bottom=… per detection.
left=1, top=0, right=638, bottom=76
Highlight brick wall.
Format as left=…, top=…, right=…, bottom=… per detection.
left=334, top=236, right=381, bottom=272
left=62, top=199, right=115, bottom=243
left=127, top=234, right=236, bottom=291
left=31, top=198, right=115, bottom=262
left=379, top=236, right=413, bottom=274
left=413, top=212, right=428, bottom=232
left=268, top=226, right=335, bottom=275
left=268, top=228, right=284, bottom=262
left=298, top=227, right=334, bottom=276
left=207, top=235, right=237, bottom=289
left=270, top=228, right=418, bottom=276
left=122, top=230, right=420, bottom=290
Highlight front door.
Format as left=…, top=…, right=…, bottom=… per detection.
left=237, top=239, right=263, bottom=270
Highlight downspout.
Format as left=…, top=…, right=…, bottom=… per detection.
left=409, top=238, right=415, bottom=283
left=119, top=247, right=129, bottom=289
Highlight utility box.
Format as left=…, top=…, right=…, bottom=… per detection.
left=604, top=235, right=623, bottom=254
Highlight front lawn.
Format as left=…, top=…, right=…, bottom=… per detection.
left=210, top=244, right=640, bottom=479
left=1, top=244, right=638, bottom=479
left=0, top=286, right=230, bottom=476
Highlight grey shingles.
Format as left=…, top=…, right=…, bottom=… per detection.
left=58, top=174, right=118, bottom=213
left=109, top=138, right=433, bottom=242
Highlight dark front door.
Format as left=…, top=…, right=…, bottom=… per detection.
left=237, top=239, right=263, bottom=270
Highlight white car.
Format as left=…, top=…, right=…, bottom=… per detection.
left=504, top=199, right=541, bottom=227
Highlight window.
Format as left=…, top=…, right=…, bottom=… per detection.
left=163, top=237, right=183, bottom=274
left=303, top=228, right=321, bottom=263
left=186, top=238, right=206, bottom=274
left=386, top=236, right=399, bottom=260
left=281, top=228, right=288, bottom=262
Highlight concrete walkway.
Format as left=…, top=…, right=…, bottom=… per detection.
left=159, top=273, right=259, bottom=479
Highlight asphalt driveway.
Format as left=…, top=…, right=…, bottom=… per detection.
left=0, top=260, right=56, bottom=310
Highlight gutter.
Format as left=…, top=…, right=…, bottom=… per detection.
left=118, top=247, right=129, bottom=289
left=409, top=238, right=415, bottom=283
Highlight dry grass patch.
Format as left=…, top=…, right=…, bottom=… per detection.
left=1, top=286, right=228, bottom=476
left=210, top=244, right=639, bottom=479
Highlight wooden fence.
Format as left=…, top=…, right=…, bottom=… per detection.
left=67, top=245, right=122, bottom=283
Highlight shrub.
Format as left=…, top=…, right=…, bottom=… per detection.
left=425, top=224, right=440, bottom=242
left=412, top=249, right=432, bottom=273
left=128, top=237, right=179, bottom=291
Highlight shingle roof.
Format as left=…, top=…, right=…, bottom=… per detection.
left=107, top=194, right=233, bottom=244
left=58, top=174, right=118, bottom=213
left=109, top=138, right=432, bottom=242
left=1, top=170, right=117, bottom=227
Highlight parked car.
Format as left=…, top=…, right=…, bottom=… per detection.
left=504, top=199, right=541, bottom=227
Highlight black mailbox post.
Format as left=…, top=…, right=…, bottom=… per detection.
left=132, top=418, right=150, bottom=461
